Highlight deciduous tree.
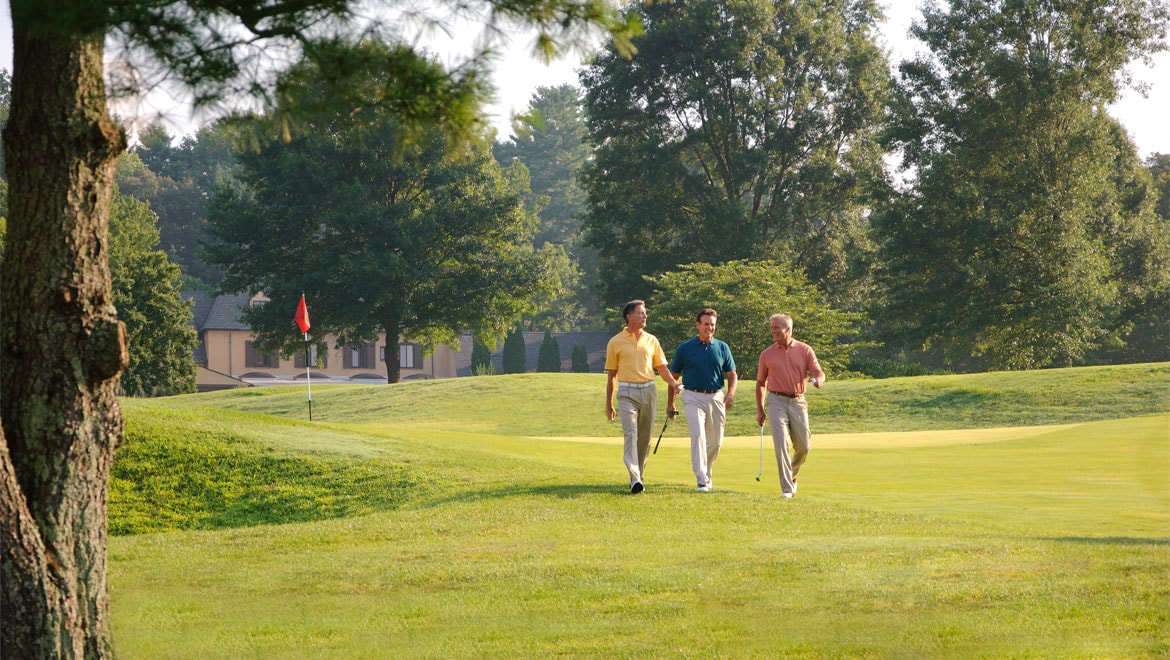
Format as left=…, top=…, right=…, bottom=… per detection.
left=877, top=0, right=1169, bottom=370
left=579, top=0, right=889, bottom=309
left=206, top=46, right=558, bottom=384
left=108, top=183, right=199, bottom=396
left=647, top=261, right=867, bottom=379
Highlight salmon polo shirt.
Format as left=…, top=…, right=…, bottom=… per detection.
left=605, top=329, right=668, bottom=383
left=758, top=340, right=821, bottom=395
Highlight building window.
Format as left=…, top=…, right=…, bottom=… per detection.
left=399, top=343, right=421, bottom=370
left=294, top=344, right=327, bottom=368
left=343, top=344, right=376, bottom=369
left=244, top=341, right=279, bottom=368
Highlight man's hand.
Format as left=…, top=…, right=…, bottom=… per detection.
left=606, top=403, right=616, bottom=421
left=725, top=392, right=735, bottom=409
left=667, top=407, right=678, bottom=419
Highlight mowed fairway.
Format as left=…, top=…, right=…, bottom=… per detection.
left=110, top=365, right=1170, bottom=657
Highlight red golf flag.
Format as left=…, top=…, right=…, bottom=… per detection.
left=294, top=295, right=310, bottom=333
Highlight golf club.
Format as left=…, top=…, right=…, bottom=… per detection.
left=653, top=410, right=676, bottom=454
left=756, top=424, right=764, bottom=481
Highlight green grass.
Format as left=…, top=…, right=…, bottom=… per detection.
left=185, top=362, right=1170, bottom=435
left=108, top=364, right=1170, bottom=657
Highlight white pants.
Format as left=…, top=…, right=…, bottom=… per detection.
left=682, top=389, right=725, bottom=487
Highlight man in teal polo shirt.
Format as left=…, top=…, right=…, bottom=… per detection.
left=667, top=308, right=738, bottom=492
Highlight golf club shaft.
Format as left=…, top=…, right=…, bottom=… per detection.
left=757, top=425, right=764, bottom=480
left=653, top=416, right=669, bottom=454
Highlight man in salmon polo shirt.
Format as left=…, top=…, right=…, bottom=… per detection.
left=605, top=300, right=683, bottom=494
left=755, top=313, right=826, bottom=498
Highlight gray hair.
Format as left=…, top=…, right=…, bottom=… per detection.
left=769, top=313, right=793, bottom=327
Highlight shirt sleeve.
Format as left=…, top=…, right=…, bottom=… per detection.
left=806, top=346, right=821, bottom=375
left=604, top=338, right=618, bottom=371
left=723, top=342, right=736, bottom=373
left=669, top=344, right=683, bottom=373
left=652, top=337, right=669, bottom=368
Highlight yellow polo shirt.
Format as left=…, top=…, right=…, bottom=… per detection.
left=605, top=329, right=668, bottom=383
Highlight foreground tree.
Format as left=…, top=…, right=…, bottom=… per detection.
left=1, top=0, right=636, bottom=653
left=580, top=0, right=889, bottom=308
left=647, top=261, right=867, bottom=379
left=877, top=0, right=1169, bottom=370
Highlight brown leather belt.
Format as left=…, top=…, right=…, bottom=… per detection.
left=769, top=391, right=799, bottom=398
left=689, top=389, right=720, bottom=394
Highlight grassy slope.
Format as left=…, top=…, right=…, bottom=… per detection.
left=109, top=364, right=1170, bottom=657
left=186, top=362, right=1170, bottom=435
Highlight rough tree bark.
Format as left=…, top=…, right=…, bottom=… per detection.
left=0, top=22, right=128, bottom=657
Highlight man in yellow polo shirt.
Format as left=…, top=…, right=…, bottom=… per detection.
left=605, top=300, right=682, bottom=494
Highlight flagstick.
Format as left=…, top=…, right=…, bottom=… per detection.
left=304, top=331, right=312, bottom=421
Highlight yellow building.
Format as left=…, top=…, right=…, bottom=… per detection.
left=186, top=292, right=458, bottom=391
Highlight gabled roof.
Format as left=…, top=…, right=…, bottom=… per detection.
left=184, top=290, right=214, bottom=330
left=180, top=292, right=254, bottom=331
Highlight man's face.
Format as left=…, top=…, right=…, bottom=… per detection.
left=626, top=304, right=648, bottom=330
left=770, top=318, right=792, bottom=345
left=696, top=314, right=716, bottom=342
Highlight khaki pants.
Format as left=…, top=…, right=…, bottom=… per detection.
left=617, top=383, right=658, bottom=487
left=682, top=389, right=725, bottom=487
left=767, top=392, right=810, bottom=494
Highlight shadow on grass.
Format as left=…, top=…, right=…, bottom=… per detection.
left=1042, top=536, right=1169, bottom=546
left=416, top=481, right=697, bottom=508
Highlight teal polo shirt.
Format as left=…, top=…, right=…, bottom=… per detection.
left=669, top=336, right=736, bottom=391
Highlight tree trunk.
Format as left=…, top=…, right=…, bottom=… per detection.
left=0, top=18, right=127, bottom=658
left=383, top=314, right=402, bottom=384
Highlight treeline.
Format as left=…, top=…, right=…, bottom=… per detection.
left=4, top=0, right=1167, bottom=384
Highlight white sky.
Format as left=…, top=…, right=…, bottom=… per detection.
left=1, top=1, right=1167, bottom=156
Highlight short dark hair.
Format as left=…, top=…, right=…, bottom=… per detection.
left=622, top=300, right=646, bottom=322
left=696, top=308, right=717, bottom=322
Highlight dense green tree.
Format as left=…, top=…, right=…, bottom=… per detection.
left=115, top=149, right=217, bottom=284
left=647, top=261, right=867, bottom=380
left=537, top=329, right=562, bottom=372
left=1, top=0, right=636, bottom=653
left=1148, top=154, right=1170, bottom=223
left=523, top=242, right=590, bottom=332
left=580, top=0, right=890, bottom=309
left=108, top=186, right=198, bottom=396
left=877, top=0, right=1169, bottom=370
left=122, top=122, right=241, bottom=285
left=206, top=47, right=561, bottom=384
left=571, top=344, right=590, bottom=372
left=495, top=84, right=590, bottom=249
left=0, top=68, right=8, bottom=179
left=502, top=326, right=527, bottom=373
left=495, top=85, right=605, bottom=329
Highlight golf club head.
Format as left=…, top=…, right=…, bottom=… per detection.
left=755, top=476, right=760, bottom=481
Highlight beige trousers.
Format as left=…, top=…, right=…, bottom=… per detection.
left=767, top=392, right=811, bottom=494
left=617, top=383, right=658, bottom=487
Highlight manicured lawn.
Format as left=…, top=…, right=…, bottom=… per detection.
left=110, top=365, right=1170, bottom=657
